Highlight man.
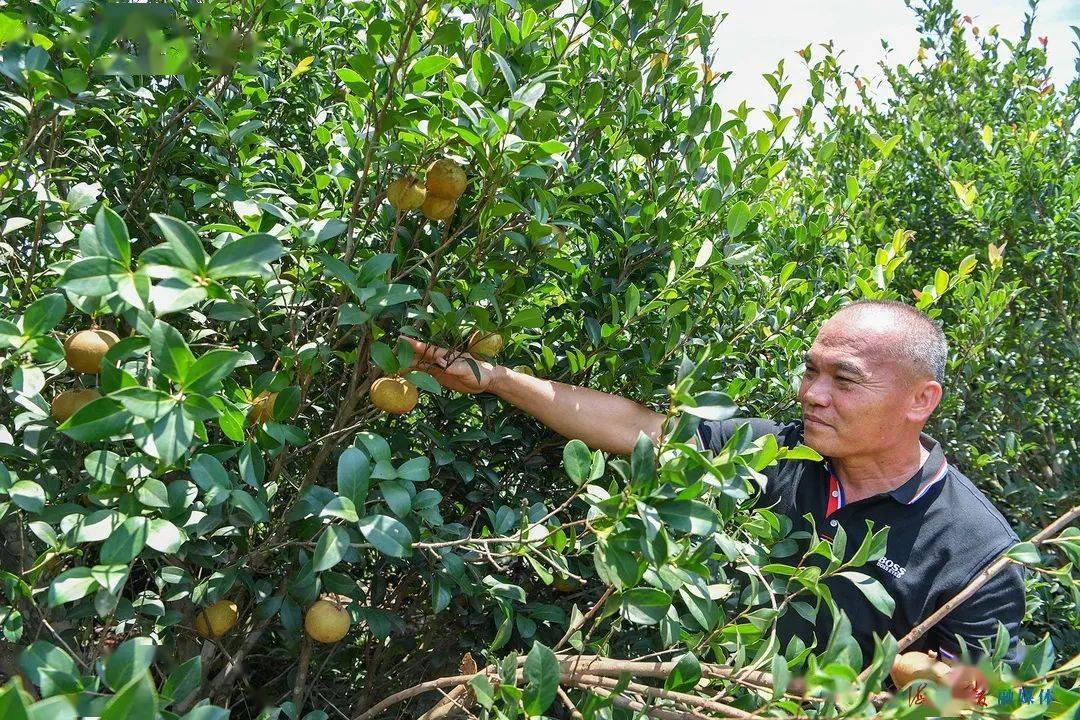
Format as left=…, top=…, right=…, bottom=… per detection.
left=405, top=300, right=1025, bottom=671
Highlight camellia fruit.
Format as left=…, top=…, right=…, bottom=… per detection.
left=468, top=330, right=504, bottom=359
left=194, top=600, right=239, bottom=639
left=511, top=364, right=535, bottom=376
left=386, top=176, right=425, bottom=211
left=50, top=388, right=102, bottom=423
left=247, top=391, right=278, bottom=424
left=369, top=376, right=418, bottom=414
left=64, top=329, right=119, bottom=374
left=425, top=158, right=466, bottom=199
left=304, top=595, right=351, bottom=643
left=890, top=651, right=951, bottom=688
left=421, top=195, right=456, bottom=221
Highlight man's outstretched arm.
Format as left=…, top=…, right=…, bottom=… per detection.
left=404, top=338, right=667, bottom=456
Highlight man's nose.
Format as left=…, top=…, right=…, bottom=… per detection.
left=800, top=377, right=830, bottom=407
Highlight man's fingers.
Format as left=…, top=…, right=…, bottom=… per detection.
left=404, top=337, right=452, bottom=370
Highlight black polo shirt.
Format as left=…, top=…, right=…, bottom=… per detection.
left=695, top=417, right=1026, bottom=669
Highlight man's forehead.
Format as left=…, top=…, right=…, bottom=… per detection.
left=810, top=312, right=907, bottom=367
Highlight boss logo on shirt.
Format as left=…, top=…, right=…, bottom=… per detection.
left=877, top=556, right=907, bottom=579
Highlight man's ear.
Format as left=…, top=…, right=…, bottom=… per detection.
left=908, top=379, right=943, bottom=423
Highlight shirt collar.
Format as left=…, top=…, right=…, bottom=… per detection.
left=887, top=433, right=949, bottom=504
left=821, top=432, right=949, bottom=506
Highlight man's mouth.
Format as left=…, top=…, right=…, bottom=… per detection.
left=804, top=414, right=832, bottom=428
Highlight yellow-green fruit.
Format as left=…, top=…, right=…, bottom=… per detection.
left=468, top=330, right=504, bottom=359
left=425, top=158, right=467, bottom=199
left=890, top=652, right=949, bottom=688
left=421, top=195, right=457, bottom=221
left=64, top=329, right=119, bottom=374
left=369, top=376, right=418, bottom=414
left=387, top=176, right=425, bottom=211
left=247, top=391, right=277, bottom=424
left=305, top=596, right=351, bottom=643
left=51, top=388, right=102, bottom=423
left=194, top=600, right=239, bottom=639
left=511, top=364, right=535, bottom=376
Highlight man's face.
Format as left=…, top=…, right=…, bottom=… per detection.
left=797, top=310, right=929, bottom=459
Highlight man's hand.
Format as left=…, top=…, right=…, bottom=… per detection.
left=403, top=337, right=500, bottom=394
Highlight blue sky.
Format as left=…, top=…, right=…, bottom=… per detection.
left=704, top=0, right=1079, bottom=111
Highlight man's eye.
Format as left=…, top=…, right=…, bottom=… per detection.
left=836, top=376, right=853, bottom=384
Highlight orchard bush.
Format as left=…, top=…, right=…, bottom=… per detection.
left=0, top=0, right=1076, bottom=718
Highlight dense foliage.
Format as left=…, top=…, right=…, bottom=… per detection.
left=0, top=0, right=1075, bottom=718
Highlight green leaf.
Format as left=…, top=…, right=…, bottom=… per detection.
left=358, top=514, right=412, bottom=558
left=180, top=707, right=229, bottom=720
left=562, top=440, right=592, bottom=486
left=150, top=214, right=206, bottom=272
left=184, top=349, right=241, bottom=393
left=18, top=641, right=77, bottom=689
left=777, top=444, right=823, bottom=462
left=94, top=206, right=131, bottom=265
left=8, top=480, right=45, bottom=513
left=160, top=656, right=201, bottom=705
left=100, top=517, right=150, bottom=564
left=60, top=257, right=126, bottom=296
left=621, top=588, right=671, bottom=625
left=397, top=457, right=430, bottom=482
left=664, top=652, right=701, bottom=692
left=47, top=567, right=98, bottom=606
left=681, top=391, right=736, bottom=421
left=522, top=641, right=559, bottom=716
left=150, top=321, right=195, bottom=383
left=410, top=54, right=451, bottom=78
left=320, top=496, right=359, bottom=522
left=726, top=201, right=750, bottom=237
left=230, top=489, right=268, bottom=523
left=313, top=525, right=350, bottom=572
left=655, top=500, right=718, bottom=536
left=110, top=387, right=175, bottom=419
left=630, top=432, right=656, bottom=490
left=1005, top=541, right=1041, bottom=564
left=337, top=447, right=371, bottom=508
left=104, top=637, right=155, bottom=692
left=145, top=519, right=186, bottom=553
left=101, top=671, right=157, bottom=720
left=379, top=480, right=412, bottom=517
left=149, top=405, right=195, bottom=465
left=21, top=295, right=66, bottom=336
left=58, top=397, right=130, bottom=442
left=0, top=677, right=31, bottom=719
left=370, top=342, right=399, bottom=374
left=206, top=233, right=284, bottom=279
left=838, top=571, right=895, bottom=616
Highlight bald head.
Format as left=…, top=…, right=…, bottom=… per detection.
left=826, top=300, right=948, bottom=385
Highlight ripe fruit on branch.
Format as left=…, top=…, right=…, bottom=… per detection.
left=468, top=330, right=504, bottom=359
left=64, top=329, right=119, bottom=374
left=387, top=176, right=425, bottom=211
left=51, top=388, right=101, bottom=422
left=890, top=651, right=951, bottom=688
left=369, top=376, right=418, bottom=414
left=194, top=600, right=239, bottom=638
left=421, top=195, right=456, bottom=221
left=247, top=391, right=278, bottom=424
left=305, top=595, right=351, bottom=643
left=425, top=158, right=466, bottom=200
